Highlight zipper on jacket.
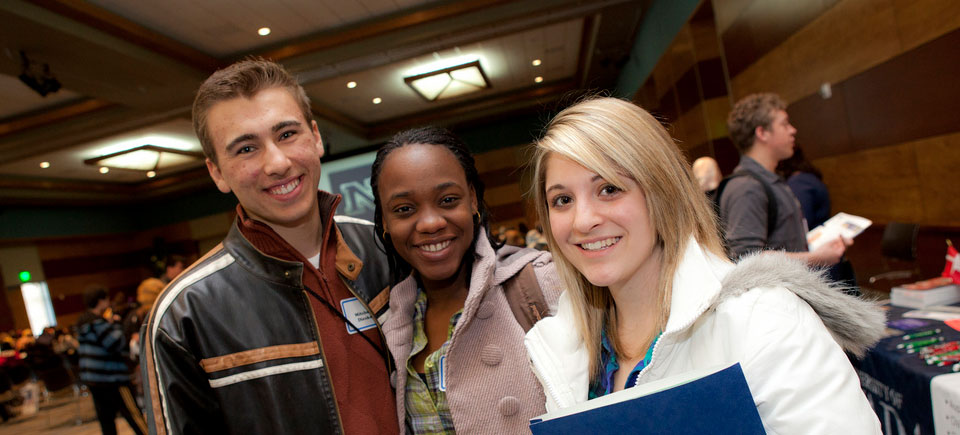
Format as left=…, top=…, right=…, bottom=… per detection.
left=304, top=290, right=346, bottom=435
left=526, top=329, right=568, bottom=409
left=634, top=301, right=712, bottom=385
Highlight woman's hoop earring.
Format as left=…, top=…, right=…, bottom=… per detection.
left=476, top=211, right=482, bottom=222
left=382, top=230, right=388, bottom=239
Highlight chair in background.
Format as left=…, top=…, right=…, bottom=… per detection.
left=868, top=222, right=921, bottom=292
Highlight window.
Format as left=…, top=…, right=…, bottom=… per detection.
left=21, top=281, right=56, bottom=336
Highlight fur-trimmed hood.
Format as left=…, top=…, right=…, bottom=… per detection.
left=719, top=252, right=886, bottom=358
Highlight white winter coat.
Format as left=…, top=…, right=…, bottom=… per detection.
left=525, top=236, right=884, bottom=434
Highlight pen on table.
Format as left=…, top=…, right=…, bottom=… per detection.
left=903, top=329, right=942, bottom=340
left=912, top=341, right=960, bottom=355
left=930, top=353, right=960, bottom=365
left=898, top=337, right=945, bottom=350
left=925, top=350, right=960, bottom=362
left=926, top=353, right=960, bottom=365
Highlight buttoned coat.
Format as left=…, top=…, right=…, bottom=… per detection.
left=383, top=231, right=562, bottom=434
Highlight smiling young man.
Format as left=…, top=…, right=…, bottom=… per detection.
left=140, top=59, right=397, bottom=435
left=719, top=93, right=849, bottom=267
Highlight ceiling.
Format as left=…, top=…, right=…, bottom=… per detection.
left=0, top=0, right=647, bottom=206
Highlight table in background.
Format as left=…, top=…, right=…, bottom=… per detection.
left=852, top=305, right=960, bottom=435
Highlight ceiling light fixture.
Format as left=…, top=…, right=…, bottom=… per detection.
left=534, top=76, right=543, bottom=83
left=347, top=81, right=357, bottom=89
left=532, top=59, right=542, bottom=66
left=258, top=27, right=271, bottom=36
left=99, top=167, right=109, bottom=174
left=39, top=161, right=50, bottom=169
left=404, top=60, right=491, bottom=102
left=146, top=171, right=157, bottom=178
left=85, top=145, right=203, bottom=174
left=372, top=97, right=382, bottom=104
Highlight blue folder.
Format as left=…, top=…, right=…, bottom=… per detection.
left=529, top=363, right=765, bottom=434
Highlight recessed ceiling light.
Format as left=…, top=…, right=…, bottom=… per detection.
left=347, top=81, right=357, bottom=89
left=258, top=27, right=271, bottom=36
left=146, top=170, right=157, bottom=178
left=39, top=161, right=50, bottom=169
left=372, top=97, right=382, bottom=104
left=99, top=167, right=109, bottom=174
left=532, top=59, right=542, bottom=66
left=534, top=76, right=543, bottom=83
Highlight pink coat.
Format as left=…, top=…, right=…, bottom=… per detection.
left=382, top=233, right=562, bottom=434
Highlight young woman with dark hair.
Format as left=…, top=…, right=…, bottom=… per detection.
left=372, top=126, right=562, bottom=434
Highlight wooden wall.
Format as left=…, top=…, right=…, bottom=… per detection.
left=475, top=145, right=536, bottom=232
left=630, top=0, right=960, bottom=287
left=719, top=0, right=960, bottom=228
left=1, top=211, right=232, bottom=331
left=718, top=0, right=960, bottom=285
left=632, top=1, right=740, bottom=174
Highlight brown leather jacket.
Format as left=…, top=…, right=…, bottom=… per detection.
left=141, top=204, right=394, bottom=435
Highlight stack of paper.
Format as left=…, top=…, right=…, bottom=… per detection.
left=892, top=277, right=960, bottom=309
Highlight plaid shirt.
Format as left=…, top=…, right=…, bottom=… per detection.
left=404, top=288, right=461, bottom=434
left=589, top=329, right=661, bottom=399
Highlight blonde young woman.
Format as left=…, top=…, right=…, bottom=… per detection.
left=523, top=97, right=884, bottom=433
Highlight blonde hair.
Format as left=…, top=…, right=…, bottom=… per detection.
left=532, top=97, right=726, bottom=379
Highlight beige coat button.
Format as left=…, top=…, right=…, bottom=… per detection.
left=499, top=396, right=520, bottom=416
left=476, top=301, right=495, bottom=319
left=480, top=344, right=502, bottom=366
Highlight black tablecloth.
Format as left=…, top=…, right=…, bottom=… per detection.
left=851, top=305, right=960, bottom=434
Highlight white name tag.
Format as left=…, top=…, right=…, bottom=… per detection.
left=438, top=355, right=447, bottom=392
left=340, top=297, right=376, bottom=334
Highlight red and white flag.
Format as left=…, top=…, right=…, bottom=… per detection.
left=944, top=242, right=960, bottom=284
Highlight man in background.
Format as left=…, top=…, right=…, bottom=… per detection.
left=719, top=93, right=849, bottom=266
left=76, top=285, right=147, bottom=435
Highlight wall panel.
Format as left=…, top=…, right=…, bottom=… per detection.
left=724, top=0, right=960, bottom=231
left=892, top=0, right=960, bottom=51
left=912, top=132, right=960, bottom=227
left=790, top=28, right=960, bottom=160
left=2, top=218, right=201, bottom=331
left=474, top=144, right=537, bottom=229
left=721, top=0, right=839, bottom=77
left=841, top=29, right=960, bottom=150
left=730, top=0, right=901, bottom=103
left=485, top=183, right=525, bottom=208
left=632, top=1, right=730, bottom=170
left=815, top=142, right=923, bottom=224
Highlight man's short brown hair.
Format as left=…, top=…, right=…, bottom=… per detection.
left=192, top=58, right=314, bottom=163
left=727, top=93, right=786, bottom=153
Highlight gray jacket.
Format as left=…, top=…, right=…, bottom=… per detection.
left=720, top=156, right=808, bottom=259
